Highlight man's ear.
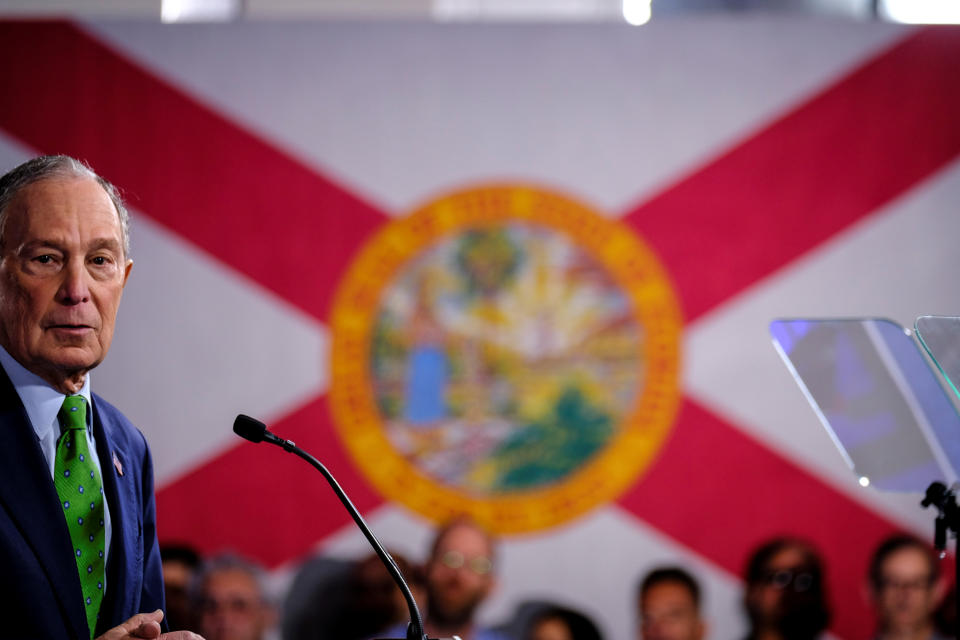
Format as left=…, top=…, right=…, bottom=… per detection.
left=122, top=259, right=133, bottom=288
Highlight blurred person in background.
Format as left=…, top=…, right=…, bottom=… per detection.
left=380, top=516, right=506, bottom=640
left=524, top=604, right=604, bottom=640
left=867, top=535, right=947, bottom=640
left=161, top=544, right=202, bottom=631
left=637, top=567, right=705, bottom=640
left=422, top=516, right=506, bottom=640
left=342, top=551, right=425, bottom=640
left=196, top=554, right=275, bottom=640
left=741, top=538, right=830, bottom=640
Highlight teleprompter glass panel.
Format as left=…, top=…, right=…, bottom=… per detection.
left=770, top=318, right=960, bottom=492
left=916, top=316, right=960, bottom=404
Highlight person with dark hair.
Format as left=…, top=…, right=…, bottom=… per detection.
left=285, top=550, right=425, bottom=640
left=741, top=538, right=830, bottom=640
left=637, top=567, right=705, bottom=640
left=525, top=605, right=603, bottom=640
left=161, top=544, right=202, bottom=631
left=341, top=551, right=424, bottom=640
left=867, top=535, right=947, bottom=640
left=0, top=155, right=200, bottom=639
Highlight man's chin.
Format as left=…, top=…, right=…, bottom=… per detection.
left=43, top=342, right=102, bottom=363
left=429, top=598, right=481, bottom=628
left=430, top=610, right=476, bottom=629
left=31, top=347, right=103, bottom=384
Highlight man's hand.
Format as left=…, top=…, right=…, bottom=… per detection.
left=95, top=610, right=204, bottom=640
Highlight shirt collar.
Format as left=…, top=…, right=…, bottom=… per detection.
left=0, top=344, right=93, bottom=441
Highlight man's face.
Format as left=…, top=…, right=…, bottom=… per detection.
left=640, top=581, right=705, bottom=640
left=0, top=177, right=131, bottom=393
left=530, top=616, right=574, bottom=640
left=425, top=523, right=496, bottom=628
left=872, top=547, right=940, bottom=633
left=745, top=545, right=812, bottom=624
left=198, top=569, right=272, bottom=640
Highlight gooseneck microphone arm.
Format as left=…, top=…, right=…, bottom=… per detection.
left=233, top=414, right=427, bottom=640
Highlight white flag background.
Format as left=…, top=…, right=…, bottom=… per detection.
left=1, top=17, right=959, bottom=640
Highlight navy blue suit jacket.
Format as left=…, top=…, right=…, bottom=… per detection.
left=0, top=365, right=166, bottom=639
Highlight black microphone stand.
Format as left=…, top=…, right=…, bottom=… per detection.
left=233, top=415, right=429, bottom=640
left=921, top=481, right=960, bottom=640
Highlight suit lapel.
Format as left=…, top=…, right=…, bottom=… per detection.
left=0, top=365, right=89, bottom=639
left=92, top=397, right=140, bottom=633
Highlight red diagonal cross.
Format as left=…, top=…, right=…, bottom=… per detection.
left=1, top=22, right=958, bottom=640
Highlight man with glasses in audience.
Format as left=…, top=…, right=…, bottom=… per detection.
left=380, top=516, right=506, bottom=640
left=741, top=538, right=830, bottom=640
left=868, top=535, right=947, bottom=640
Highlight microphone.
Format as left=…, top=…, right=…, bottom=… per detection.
left=233, top=414, right=288, bottom=447
left=233, top=414, right=428, bottom=640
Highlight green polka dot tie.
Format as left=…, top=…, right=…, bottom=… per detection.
left=54, top=396, right=105, bottom=639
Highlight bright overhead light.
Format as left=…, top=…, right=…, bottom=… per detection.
left=623, top=0, right=651, bottom=25
left=161, top=0, right=237, bottom=22
left=858, top=476, right=870, bottom=488
left=161, top=0, right=181, bottom=22
left=881, top=0, right=960, bottom=23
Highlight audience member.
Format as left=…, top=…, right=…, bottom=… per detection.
left=162, top=544, right=202, bottom=631
left=637, top=567, right=705, bottom=640
left=422, top=516, right=506, bottom=640
left=196, top=554, right=275, bottom=640
left=381, top=516, right=507, bottom=640
left=283, top=550, right=424, bottom=640
left=868, top=535, right=947, bottom=640
left=281, top=555, right=353, bottom=640
left=742, top=538, right=830, bottom=640
left=524, top=604, right=604, bottom=640
left=345, top=551, right=425, bottom=639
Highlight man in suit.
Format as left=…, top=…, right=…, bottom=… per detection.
left=0, top=155, right=201, bottom=639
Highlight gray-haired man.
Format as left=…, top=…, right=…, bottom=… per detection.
left=0, top=155, right=201, bottom=639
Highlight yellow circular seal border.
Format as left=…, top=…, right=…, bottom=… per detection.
left=329, top=184, right=682, bottom=535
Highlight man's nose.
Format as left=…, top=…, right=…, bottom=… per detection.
left=57, top=259, right=91, bottom=304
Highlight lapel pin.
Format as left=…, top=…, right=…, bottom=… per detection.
left=112, top=451, right=123, bottom=477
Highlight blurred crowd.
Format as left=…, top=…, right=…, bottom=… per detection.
left=162, top=518, right=955, bottom=640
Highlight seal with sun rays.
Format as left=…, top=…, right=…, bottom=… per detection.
left=330, top=185, right=682, bottom=534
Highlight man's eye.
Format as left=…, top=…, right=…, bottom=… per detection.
left=33, top=255, right=54, bottom=264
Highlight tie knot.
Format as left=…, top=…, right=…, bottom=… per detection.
left=59, top=395, right=87, bottom=432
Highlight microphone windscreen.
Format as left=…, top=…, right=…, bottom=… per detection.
left=234, top=414, right=268, bottom=443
